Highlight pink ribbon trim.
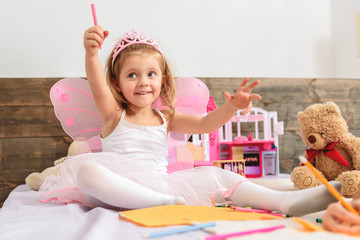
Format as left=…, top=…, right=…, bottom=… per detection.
left=39, top=187, right=83, bottom=205
left=211, top=179, right=249, bottom=207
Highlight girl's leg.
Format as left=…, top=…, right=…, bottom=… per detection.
left=226, top=180, right=341, bottom=216
left=76, top=162, right=186, bottom=209
left=216, top=168, right=341, bottom=216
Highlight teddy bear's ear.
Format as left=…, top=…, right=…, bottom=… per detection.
left=297, top=111, right=303, bottom=118
left=324, top=101, right=341, bottom=115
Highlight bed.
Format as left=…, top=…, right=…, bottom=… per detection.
left=2, top=78, right=360, bottom=239
left=0, top=177, right=356, bottom=240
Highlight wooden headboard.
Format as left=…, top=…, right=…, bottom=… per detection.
left=0, top=78, right=71, bottom=207
left=1, top=77, right=360, bottom=207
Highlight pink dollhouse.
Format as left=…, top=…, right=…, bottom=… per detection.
left=191, top=106, right=284, bottom=178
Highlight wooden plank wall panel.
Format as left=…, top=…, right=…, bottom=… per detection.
left=0, top=78, right=57, bottom=106
left=0, top=78, right=72, bottom=207
left=1, top=78, right=360, bottom=207
left=0, top=106, right=65, bottom=138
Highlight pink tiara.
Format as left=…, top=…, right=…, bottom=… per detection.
left=111, top=28, right=162, bottom=72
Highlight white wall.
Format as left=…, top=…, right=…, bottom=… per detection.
left=0, top=0, right=359, bottom=78
left=332, top=0, right=360, bottom=78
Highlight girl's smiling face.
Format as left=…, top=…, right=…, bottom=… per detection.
left=116, top=53, right=163, bottom=110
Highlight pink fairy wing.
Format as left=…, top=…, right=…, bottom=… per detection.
left=73, top=135, right=102, bottom=155
left=175, top=77, right=210, bottom=116
left=165, top=77, right=210, bottom=173
left=50, top=78, right=103, bottom=154
left=166, top=139, right=194, bottom=173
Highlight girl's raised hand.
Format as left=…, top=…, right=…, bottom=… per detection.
left=83, top=26, right=109, bottom=55
left=224, top=78, right=262, bottom=115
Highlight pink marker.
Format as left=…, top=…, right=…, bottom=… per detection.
left=91, top=3, right=101, bottom=49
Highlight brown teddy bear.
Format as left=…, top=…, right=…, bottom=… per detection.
left=291, top=101, right=360, bottom=198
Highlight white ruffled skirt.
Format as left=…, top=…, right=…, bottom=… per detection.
left=40, top=152, right=247, bottom=208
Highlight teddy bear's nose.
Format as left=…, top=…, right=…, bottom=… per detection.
left=308, top=135, right=316, bottom=144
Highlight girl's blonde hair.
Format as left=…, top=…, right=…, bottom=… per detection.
left=105, top=44, right=176, bottom=116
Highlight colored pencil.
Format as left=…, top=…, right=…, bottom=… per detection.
left=145, top=222, right=216, bottom=238
left=90, top=3, right=101, bottom=49
left=91, top=3, right=98, bottom=26
left=298, top=156, right=358, bottom=215
left=230, top=206, right=271, bottom=213
left=269, top=213, right=291, bottom=218
left=231, top=206, right=290, bottom=218
left=204, top=225, right=286, bottom=240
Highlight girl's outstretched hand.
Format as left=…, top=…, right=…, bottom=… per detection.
left=322, top=200, right=360, bottom=235
left=224, top=78, right=262, bottom=115
left=83, top=26, right=109, bottom=55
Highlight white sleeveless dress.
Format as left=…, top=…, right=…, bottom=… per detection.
left=40, top=109, right=246, bottom=207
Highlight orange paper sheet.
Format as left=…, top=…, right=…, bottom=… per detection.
left=118, top=205, right=281, bottom=227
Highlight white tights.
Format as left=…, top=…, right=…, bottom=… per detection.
left=226, top=180, right=341, bottom=216
left=77, top=162, right=341, bottom=216
left=77, top=162, right=186, bottom=210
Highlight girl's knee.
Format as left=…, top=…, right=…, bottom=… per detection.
left=77, top=162, right=103, bottom=186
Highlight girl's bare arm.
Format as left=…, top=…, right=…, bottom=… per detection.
left=170, top=78, right=261, bottom=134
left=84, top=26, right=119, bottom=121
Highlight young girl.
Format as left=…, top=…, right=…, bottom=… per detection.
left=40, top=25, right=342, bottom=216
